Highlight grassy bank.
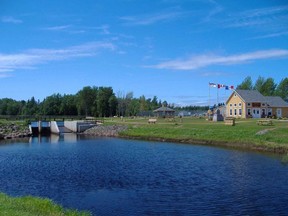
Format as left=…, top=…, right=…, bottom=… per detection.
left=106, top=117, right=288, bottom=153
left=0, top=193, right=90, bottom=216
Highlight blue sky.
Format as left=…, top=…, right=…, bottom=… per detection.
left=0, top=0, right=287, bottom=106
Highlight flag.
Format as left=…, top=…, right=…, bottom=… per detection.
left=209, top=82, right=217, bottom=88
left=218, top=84, right=225, bottom=88
left=225, top=85, right=234, bottom=90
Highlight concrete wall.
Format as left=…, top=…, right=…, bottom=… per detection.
left=64, top=121, right=79, bottom=132
left=64, top=121, right=96, bottom=133
left=50, top=121, right=60, bottom=134
left=78, top=123, right=95, bottom=132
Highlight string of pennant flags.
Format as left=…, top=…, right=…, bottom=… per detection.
left=209, top=82, right=234, bottom=90
left=208, top=82, right=235, bottom=107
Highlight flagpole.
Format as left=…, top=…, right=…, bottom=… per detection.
left=217, top=85, right=219, bottom=106
left=208, top=83, right=210, bottom=109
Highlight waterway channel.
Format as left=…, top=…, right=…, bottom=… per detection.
left=0, top=135, right=287, bottom=215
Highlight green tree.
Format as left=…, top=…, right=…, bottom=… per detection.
left=22, top=97, right=39, bottom=115
left=253, top=76, right=265, bottom=93
left=139, top=95, right=147, bottom=112
left=261, top=78, right=276, bottom=96
left=60, top=94, right=78, bottom=115
left=128, top=99, right=140, bottom=116
left=97, top=87, right=114, bottom=117
left=116, top=91, right=126, bottom=117
left=108, top=94, right=118, bottom=117
left=275, top=78, right=288, bottom=101
left=42, top=94, right=63, bottom=115
left=77, top=86, right=98, bottom=116
left=151, top=96, right=159, bottom=110
left=0, top=98, right=22, bottom=115
left=124, top=92, right=134, bottom=116
left=237, top=76, right=253, bottom=90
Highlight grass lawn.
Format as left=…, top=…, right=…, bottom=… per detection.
left=105, top=117, right=288, bottom=153
left=0, top=193, right=90, bottom=216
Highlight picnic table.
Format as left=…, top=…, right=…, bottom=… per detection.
left=148, top=119, right=157, bottom=124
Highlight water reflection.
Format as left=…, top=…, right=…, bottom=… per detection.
left=29, top=133, right=78, bottom=144
left=0, top=137, right=287, bottom=215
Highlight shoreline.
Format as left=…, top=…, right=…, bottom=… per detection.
left=0, top=122, right=31, bottom=140
left=1, top=122, right=287, bottom=155
left=81, top=124, right=288, bottom=154
left=119, top=134, right=288, bottom=154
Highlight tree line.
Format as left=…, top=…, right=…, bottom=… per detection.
left=237, top=76, right=288, bottom=100
left=0, top=86, right=172, bottom=117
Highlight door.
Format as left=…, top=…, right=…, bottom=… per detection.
left=252, top=108, right=261, bottom=118
left=277, top=108, right=282, bottom=118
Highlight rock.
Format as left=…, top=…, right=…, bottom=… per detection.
left=0, top=123, right=31, bottom=140
left=83, top=125, right=128, bottom=137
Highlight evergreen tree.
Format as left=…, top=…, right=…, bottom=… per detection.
left=254, top=76, right=265, bottom=93
left=261, top=78, right=276, bottom=96
left=275, top=78, right=288, bottom=101
left=236, top=76, right=253, bottom=90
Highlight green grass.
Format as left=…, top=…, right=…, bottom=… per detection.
left=0, top=193, right=90, bottom=216
left=105, top=117, right=288, bottom=153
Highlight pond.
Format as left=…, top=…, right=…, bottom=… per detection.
left=0, top=135, right=287, bottom=215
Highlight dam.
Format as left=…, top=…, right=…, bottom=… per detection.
left=30, top=120, right=97, bottom=135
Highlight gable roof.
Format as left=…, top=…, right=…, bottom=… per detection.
left=153, top=106, right=175, bottom=112
left=235, top=90, right=267, bottom=103
left=265, top=96, right=288, bottom=107
left=226, top=90, right=288, bottom=107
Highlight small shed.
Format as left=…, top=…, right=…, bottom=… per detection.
left=153, top=106, right=175, bottom=118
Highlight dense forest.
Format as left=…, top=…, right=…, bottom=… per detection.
left=0, top=86, right=206, bottom=117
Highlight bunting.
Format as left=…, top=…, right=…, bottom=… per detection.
left=209, top=82, right=234, bottom=90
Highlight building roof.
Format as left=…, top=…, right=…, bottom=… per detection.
left=153, top=106, right=175, bottom=112
left=235, top=90, right=267, bottom=103
left=227, top=90, right=288, bottom=107
left=265, top=96, right=288, bottom=107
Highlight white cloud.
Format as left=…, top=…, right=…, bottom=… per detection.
left=0, top=42, right=115, bottom=76
left=249, top=31, right=288, bottom=40
left=148, top=49, right=288, bottom=70
left=120, top=10, right=185, bottom=26
left=200, top=71, right=230, bottom=77
left=42, top=25, right=72, bottom=31
left=1, top=16, right=23, bottom=24
left=222, top=5, right=288, bottom=31
left=95, top=25, right=110, bottom=35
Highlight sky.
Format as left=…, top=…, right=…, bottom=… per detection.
left=0, top=0, right=287, bottom=106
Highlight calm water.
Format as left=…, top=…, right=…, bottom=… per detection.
left=0, top=135, right=288, bottom=215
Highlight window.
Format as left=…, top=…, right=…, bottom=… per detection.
left=234, top=109, right=237, bottom=115
left=248, top=109, right=251, bottom=115
left=239, top=109, right=242, bottom=116
left=234, top=93, right=237, bottom=97
left=262, top=103, right=265, bottom=106
left=230, top=104, right=232, bottom=107
left=234, top=104, right=237, bottom=107
left=230, top=109, right=232, bottom=116
left=239, top=103, right=242, bottom=107
left=248, top=103, right=251, bottom=107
